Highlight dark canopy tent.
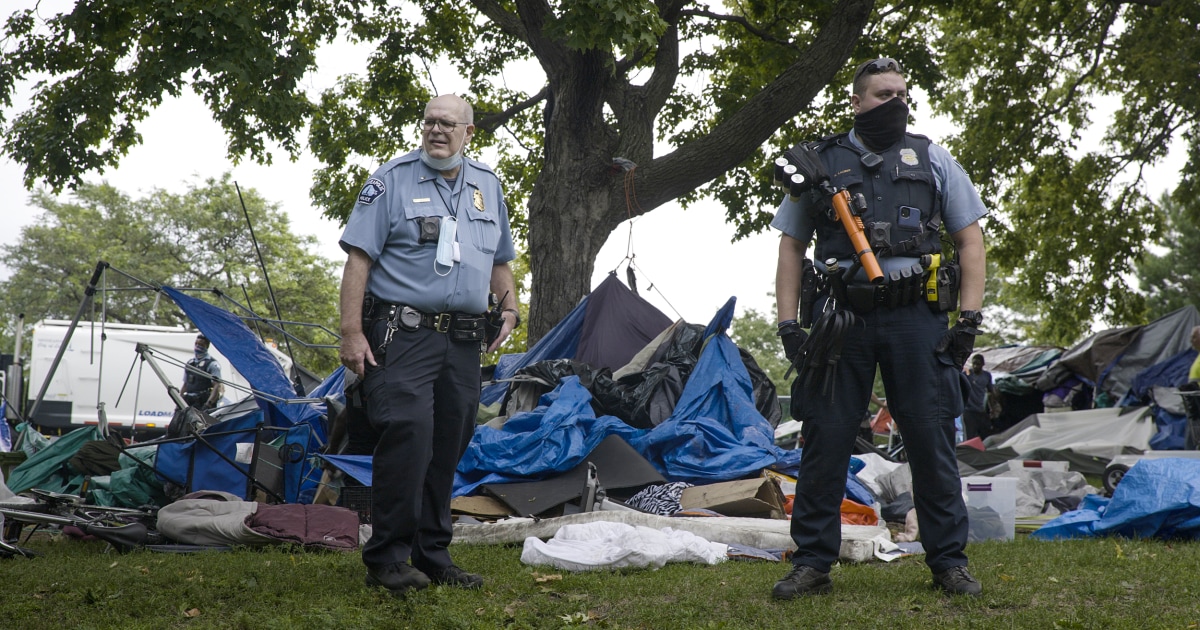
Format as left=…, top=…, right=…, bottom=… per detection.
left=481, top=273, right=673, bottom=406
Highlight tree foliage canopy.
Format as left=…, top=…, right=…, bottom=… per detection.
left=1136, top=193, right=1200, bottom=317
left=0, top=175, right=342, bottom=374
left=3, top=0, right=1196, bottom=346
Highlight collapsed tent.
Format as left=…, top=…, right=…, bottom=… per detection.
left=455, top=298, right=801, bottom=499
left=481, top=273, right=674, bottom=406
left=1037, top=306, right=1200, bottom=406
left=151, top=287, right=339, bottom=504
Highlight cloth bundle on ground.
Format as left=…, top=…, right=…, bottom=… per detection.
left=156, top=492, right=359, bottom=550
left=520, top=521, right=729, bottom=571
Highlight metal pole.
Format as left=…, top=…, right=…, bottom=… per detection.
left=28, top=261, right=108, bottom=423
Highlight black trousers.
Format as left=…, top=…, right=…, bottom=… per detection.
left=360, top=317, right=480, bottom=571
left=789, top=300, right=969, bottom=573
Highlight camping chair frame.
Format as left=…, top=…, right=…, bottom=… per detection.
left=144, top=423, right=292, bottom=504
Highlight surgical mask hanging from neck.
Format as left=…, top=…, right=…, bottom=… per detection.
left=420, top=148, right=463, bottom=173
left=854, top=97, right=909, bottom=150
left=434, top=216, right=459, bottom=275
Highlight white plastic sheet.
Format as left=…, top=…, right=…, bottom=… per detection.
left=520, top=521, right=728, bottom=571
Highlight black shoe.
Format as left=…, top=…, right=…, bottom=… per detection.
left=424, top=564, right=484, bottom=589
left=365, top=563, right=431, bottom=596
left=771, top=564, right=832, bottom=600
left=932, top=566, right=982, bottom=596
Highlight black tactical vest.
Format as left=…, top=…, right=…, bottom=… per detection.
left=810, top=132, right=943, bottom=264
left=182, top=356, right=215, bottom=398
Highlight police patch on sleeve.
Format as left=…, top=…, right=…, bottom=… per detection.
left=358, top=178, right=386, bottom=205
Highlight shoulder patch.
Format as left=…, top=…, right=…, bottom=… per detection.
left=358, top=178, right=386, bottom=205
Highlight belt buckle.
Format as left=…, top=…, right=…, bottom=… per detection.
left=434, top=312, right=452, bottom=333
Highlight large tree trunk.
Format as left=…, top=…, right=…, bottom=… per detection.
left=514, top=0, right=875, bottom=342
left=526, top=50, right=624, bottom=341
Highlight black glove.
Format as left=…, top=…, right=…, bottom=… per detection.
left=777, top=320, right=809, bottom=364
left=935, top=319, right=981, bottom=369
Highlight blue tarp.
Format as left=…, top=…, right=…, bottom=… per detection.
left=481, top=297, right=587, bottom=405
left=1031, top=458, right=1200, bottom=540
left=1126, top=348, right=1198, bottom=405
left=454, top=298, right=803, bottom=496
left=160, top=287, right=335, bottom=503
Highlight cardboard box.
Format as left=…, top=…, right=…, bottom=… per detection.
left=961, top=476, right=1017, bottom=541
left=680, top=478, right=787, bottom=519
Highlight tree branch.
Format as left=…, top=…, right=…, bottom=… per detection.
left=678, top=8, right=797, bottom=48
left=468, top=0, right=528, bottom=41
left=625, top=0, right=875, bottom=214
left=509, top=0, right=570, bottom=79
left=475, top=86, right=549, bottom=133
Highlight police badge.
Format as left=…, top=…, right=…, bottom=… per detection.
left=473, top=189, right=485, bottom=212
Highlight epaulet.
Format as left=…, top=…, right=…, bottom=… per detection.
left=812, top=132, right=849, bottom=153
left=465, top=156, right=498, bottom=178
left=904, top=131, right=932, bottom=146
left=373, top=150, right=421, bottom=176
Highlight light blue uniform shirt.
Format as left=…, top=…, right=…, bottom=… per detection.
left=771, top=130, right=988, bottom=276
left=339, top=150, right=516, bottom=313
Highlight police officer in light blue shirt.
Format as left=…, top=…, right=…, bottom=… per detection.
left=338, top=93, right=519, bottom=597
left=770, top=58, right=988, bottom=600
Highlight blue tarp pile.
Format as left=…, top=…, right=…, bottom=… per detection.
left=1032, top=458, right=1200, bottom=540
left=454, top=297, right=803, bottom=497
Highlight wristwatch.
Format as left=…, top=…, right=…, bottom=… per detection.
left=503, top=308, right=522, bottom=328
left=958, top=310, right=983, bottom=327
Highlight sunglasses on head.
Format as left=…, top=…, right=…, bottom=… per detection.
left=855, top=58, right=904, bottom=82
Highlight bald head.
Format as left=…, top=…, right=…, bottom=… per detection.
left=426, top=94, right=473, bottom=125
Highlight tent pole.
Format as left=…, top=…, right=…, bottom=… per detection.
left=27, top=261, right=109, bottom=424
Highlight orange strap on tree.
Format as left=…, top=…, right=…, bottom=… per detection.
left=830, top=190, right=884, bottom=283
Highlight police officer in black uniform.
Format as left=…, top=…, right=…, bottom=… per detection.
left=181, top=333, right=222, bottom=411
left=771, top=58, right=988, bottom=598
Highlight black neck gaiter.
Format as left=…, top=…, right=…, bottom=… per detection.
left=854, top=98, right=909, bottom=151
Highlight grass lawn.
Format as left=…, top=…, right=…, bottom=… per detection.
left=3, top=528, right=1199, bottom=629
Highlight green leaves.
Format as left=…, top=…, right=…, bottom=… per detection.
left=0, top=175, right=342, bottom=374
left=544, top=0, right=667, bottom=55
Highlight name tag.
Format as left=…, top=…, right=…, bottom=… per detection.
left=412, top=197, right=431, bottom=203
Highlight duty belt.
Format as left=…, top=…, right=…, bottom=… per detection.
left=362, top=296, right=488, bottom=357
left=362, top=296, right=484, bottom=333
left=840, top=266, right=931, bottom=312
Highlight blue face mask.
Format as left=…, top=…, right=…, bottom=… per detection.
left=195, top=344, right=207, bottom=357
left=419, top=148, right=463, bottom=173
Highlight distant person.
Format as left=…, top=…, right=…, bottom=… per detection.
left=1189, top=326, right=1200, bottom=384
left=181, top=333, right=223, bottom=411
left=962, top=354, right=995, bottom=440
left=772, top=57, right=987, bottom=598
left=338, top=93, right=519, bottom=597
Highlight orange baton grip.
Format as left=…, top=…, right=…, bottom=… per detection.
left=831, top=190, right=884, bottom=283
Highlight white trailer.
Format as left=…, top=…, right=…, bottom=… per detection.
left=26, top=319, right=282, bottom=435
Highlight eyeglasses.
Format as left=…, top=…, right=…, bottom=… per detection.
left=421, top=118, right=466, bottom=132
left=854, top=58, right=904, bottom=82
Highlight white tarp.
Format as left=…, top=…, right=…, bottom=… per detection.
left=454, top=510, right=891, bottom=564
left=995, top=406, right=1156, bottom=459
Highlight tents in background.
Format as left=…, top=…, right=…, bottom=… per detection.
left=1036, top=306, right=1200, bottom=406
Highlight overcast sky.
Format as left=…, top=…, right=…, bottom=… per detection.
left=1, top=2, right=1186, bottom=329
